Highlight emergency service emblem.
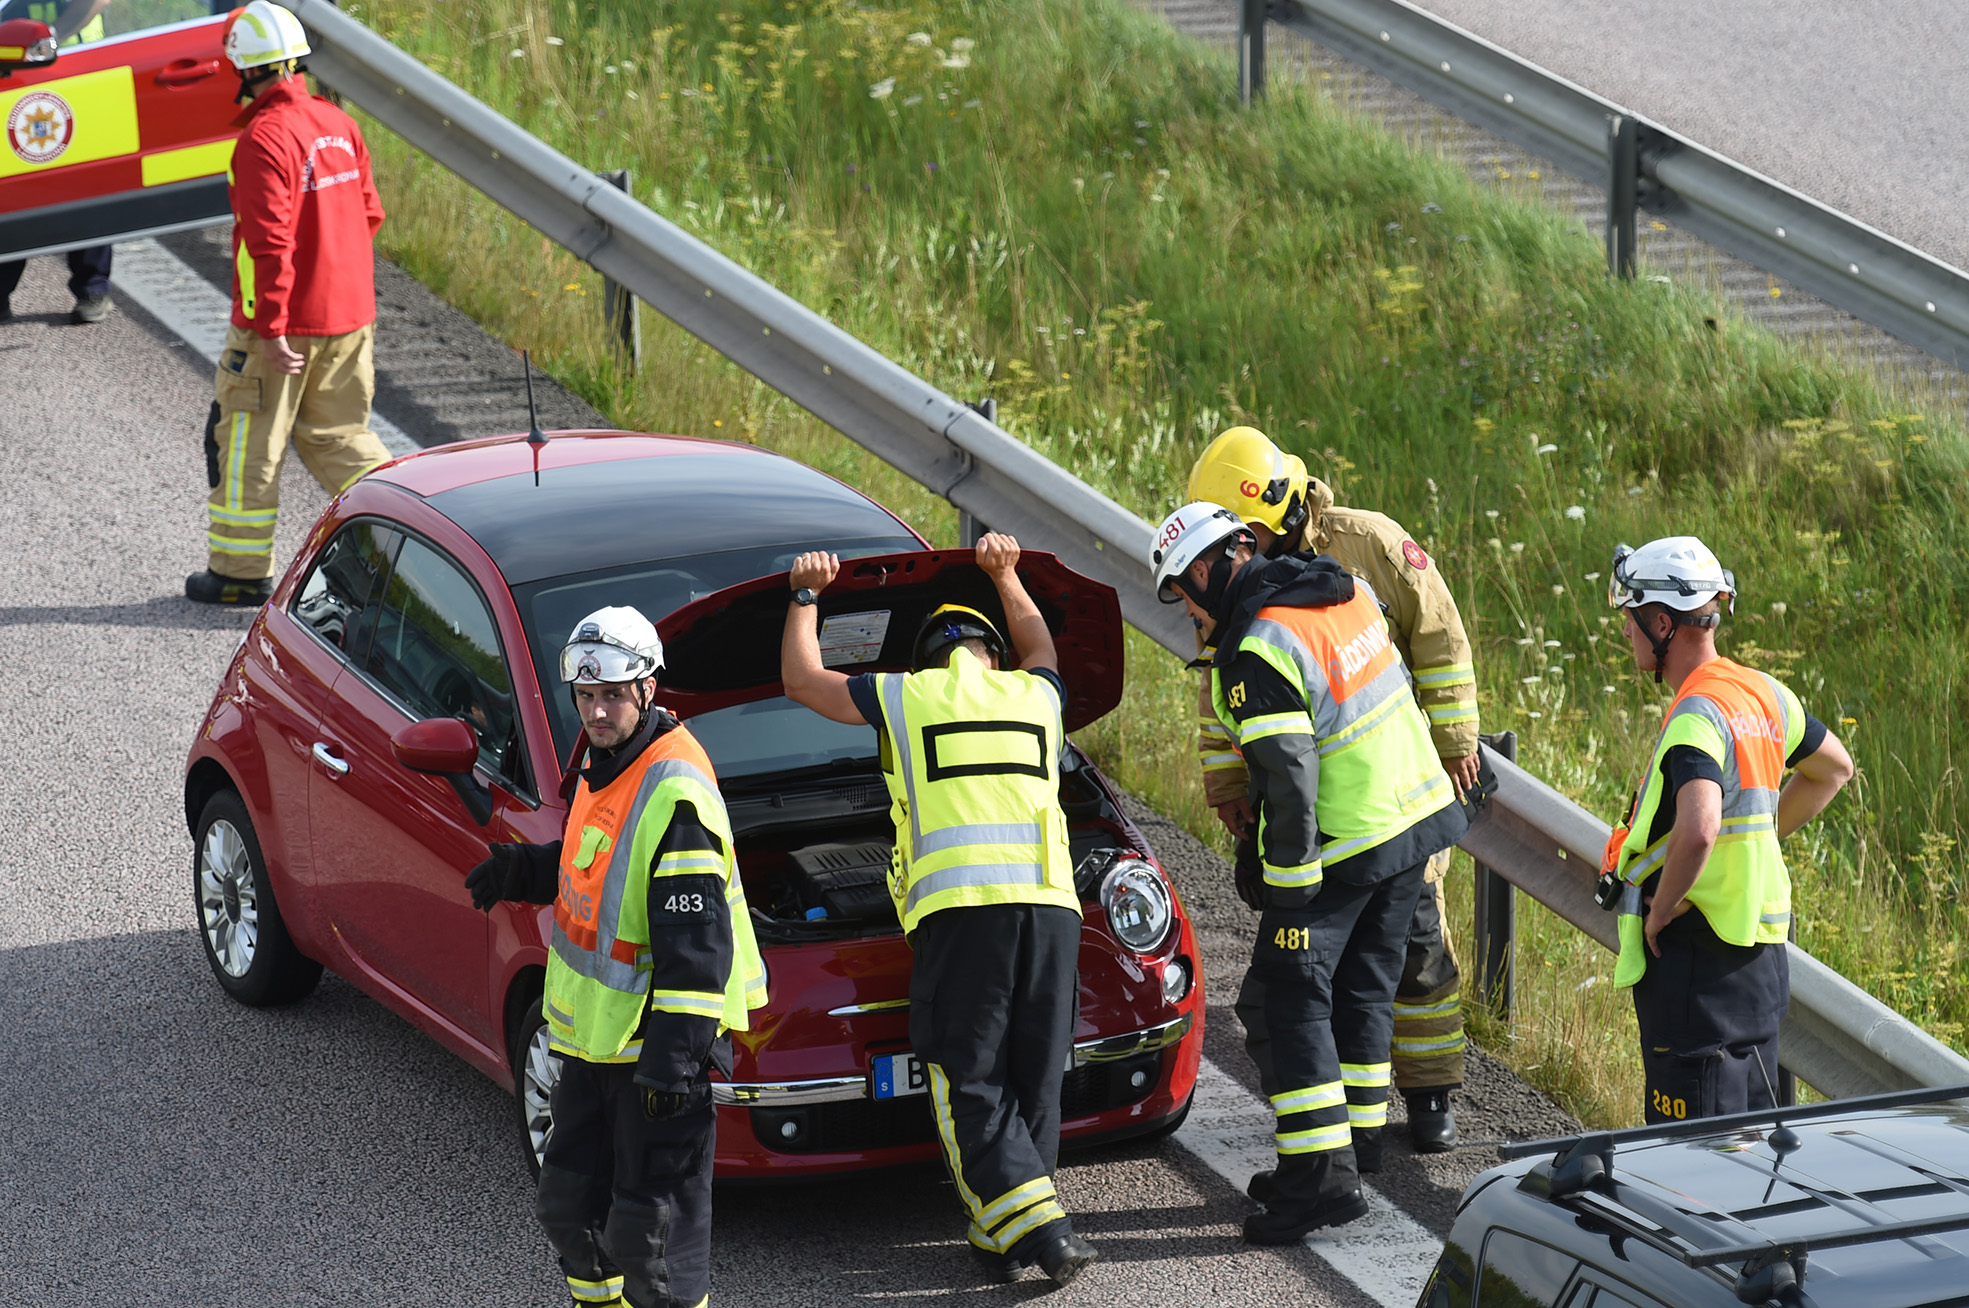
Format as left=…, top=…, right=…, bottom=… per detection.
left=7, top=90, right=74, bottom=165
left=1402, top=539, right=1430, bottom=570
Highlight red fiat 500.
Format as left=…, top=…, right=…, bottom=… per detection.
left=184, top=431, right=1203, bottom=1177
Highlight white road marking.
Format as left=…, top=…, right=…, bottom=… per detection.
left=1179, top=1056, right=1441, bottom=1306
left=112, top=237, right=419, bottom=457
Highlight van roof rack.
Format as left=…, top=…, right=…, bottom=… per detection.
left=1502, top=1082, right=1969, bottom=1307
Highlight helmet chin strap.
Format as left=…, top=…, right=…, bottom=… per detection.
left=1644, top=610, right=1721, bottom=684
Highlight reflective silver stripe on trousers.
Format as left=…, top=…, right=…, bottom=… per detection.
left=913, top=822, right=1042, bottom=857
left=903, top=862, right=1047, bottom=917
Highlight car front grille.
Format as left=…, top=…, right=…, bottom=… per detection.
left=749, top=1051, right=1165, bottom=1154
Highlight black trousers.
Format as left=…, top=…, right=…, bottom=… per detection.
left=536, top=1058, right=714, bottom=1308
left=1251, top=860, right=1426, bottom=1204
left=909, top=902, right=1080, bottom=1260
left=0, top=245, right=112, bottom=303
left=1632, top=910, right=1789, bottom=1124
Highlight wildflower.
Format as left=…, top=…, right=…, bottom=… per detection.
left=1422, top=202, right=1442, bottom=214
left=846, top=163, right=857, bottom=174
left=1583, top=571, right=1600, bottom=582
left=702, top=82, right=712, bottom=92
left=545, top=35, right=564, bottom=45
left=1564, top=505, right=1585, bottom=520
left=1576, top=976, right=1601, bottom=991
left=713, top=420, right=723, bottom=427
left=1135, top=119, right=1149, bottom=128
left=1488, top=538, right=1503, bottom=551
left=1515, top=638, right=1534, bottom=647
left=1156, top=167, right=1170, bottom=180
left=563, top=282, right=580, bottom=291
left=941, top=53, right=970, bottom=68
left=906, top=31, right=932, bottom=45
left=1627, top=486, right=1643, bottom=496
left=1770, top=601, right=1788, bottom=616
left=1535, top=442, right=1558, bottom=455
left=1510, top=542, right=1526, bottom=554
left=1602, top=685, right=1616, bottom=694
left=1527, top=711, right=1544, bottom=719
left=962, top=99, right=982, bottom=109
left=1521, top=675, right=1542, bottom=684
left=605, top=64, right=617, bottom=74
left=1543, top=640, right=1561, bottom=648
left=1551, top=585, right=1565, bottom=596
left=509, top=48, right=525, bottom=58
left=903, top=95, right=923, bottom=107
left=620, top=59, right=637, bottom=71
left=1840, top=716, right=1857, bottom=726
left=1071, top=178, right=1084, bottom=192
left=1484, top=508, right=1499, bottom=520
left=1061, top=373, right=1071, bottom=380
left=951, top=37, right=976, bottom=51
left=868, top=78, right=896, bottom=98
left=1385, top=222, right=1401, bottom=233
left=924, top=161, right=939, bottom=172
left=1099, top=171, right=1114, bottom=180
left=626, top=89, right=639, bottom=100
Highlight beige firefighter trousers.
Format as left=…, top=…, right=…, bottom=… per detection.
left=207, top=323, right=389, bottom=580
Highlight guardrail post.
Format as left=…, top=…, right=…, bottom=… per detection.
left=957, top=399, right=996, bottom=545
left=1606, top=116, right=1638, bottom=280
left=601, top=169, right=641, bottom=368
left=1474, top=730, right=1518, bottom=1019
left=1239, top=0, right=1267, bottom=105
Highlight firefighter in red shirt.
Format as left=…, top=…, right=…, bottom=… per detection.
left=187, top=1, right=391, bottom=606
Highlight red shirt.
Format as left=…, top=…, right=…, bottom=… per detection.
left=228, top=77, right=385, bottom=338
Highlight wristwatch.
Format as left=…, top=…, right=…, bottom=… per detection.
left=791, top=587, right=819, bottom=607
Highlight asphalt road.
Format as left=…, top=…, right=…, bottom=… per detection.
left=0, top=246, right=1574, bottom=1305
left=1409, top=0, right=1969, bottom=271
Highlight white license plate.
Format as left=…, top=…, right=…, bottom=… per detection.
left=871, top=1051, right=928, bottom=1099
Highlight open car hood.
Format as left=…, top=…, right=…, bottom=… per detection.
left=655, top=550, right=1124, bottom=733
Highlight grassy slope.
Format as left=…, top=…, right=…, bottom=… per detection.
left=354, top=0, right=1969, bottom=1127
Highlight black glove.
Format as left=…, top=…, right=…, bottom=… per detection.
left=465, top=843, right=528, bottom=911
left=1233, top=839, right=1266, bottom=912
left=641, top=1086, right=690, bottom=1120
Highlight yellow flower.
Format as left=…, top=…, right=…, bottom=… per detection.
left=713, top=420, right=723, bottom=427
left=563, top=282, right=580, bottom=291
left=1840, top=717, right=1857, bottom=726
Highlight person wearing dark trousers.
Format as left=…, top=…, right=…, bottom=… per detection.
left=467, top=606, right=767, bottom=1308
left=1149, top=502, right=1468, bottom=1242
left=0, top=245, right=113, bottom=323
left=782, top=532, right=1098, bottom=1289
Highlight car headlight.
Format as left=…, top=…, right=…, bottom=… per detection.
left=1101, top=857, right=1173, bottom=954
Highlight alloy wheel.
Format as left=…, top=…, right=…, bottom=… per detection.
left=198, top=818, right=259, bottom=978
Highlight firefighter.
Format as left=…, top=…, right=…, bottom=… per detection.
left=781, top=533, right=1098, bottom=1288
left=465, top=607, right=767, bottom=1308
left=0, top=0, right=114, bottom=323
left=1601, top=537, right=1851, bottom=1123
left=186, top=0, right=390, bottom=606
left=1151, top=502, right=1468, bottom=1242
left=1188, top=426, right=1476, bottom=1153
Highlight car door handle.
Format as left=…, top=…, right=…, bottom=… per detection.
left=312, top=742, right=350, bottom=776
left=155, top=58, right=220, bottom=86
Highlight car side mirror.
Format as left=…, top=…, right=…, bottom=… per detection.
left=0, top=20, right=57, bottom=77
left=392, top=717, right=495, bottom=826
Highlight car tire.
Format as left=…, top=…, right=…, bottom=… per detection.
left=193, top=789, right=323, bottom=1006
left=511, top=994, right=559, bottom=1180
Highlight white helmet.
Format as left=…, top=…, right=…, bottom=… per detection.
left=223, top=1, right=310, bottom=73
left=1150, top=501, right=1253, bottom=606
left=559, top=606, right=663, bottom=685
left=1607, top=536, right=1736, bottom=614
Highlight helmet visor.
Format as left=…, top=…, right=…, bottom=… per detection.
left=559, top=639, right=652, bottom=684
left=1607, top=544, right=1637, bottom=609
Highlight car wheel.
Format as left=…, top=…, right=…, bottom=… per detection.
left=194, top=789, right=323, bottom=1006
left=511, top=997, right=559, bottom=1179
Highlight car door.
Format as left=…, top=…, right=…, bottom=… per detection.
left=309, top=532, right=533, bottom=1049
left=0, top=4, right=236, bottom=259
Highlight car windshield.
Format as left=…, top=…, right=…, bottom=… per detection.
left=514, top=536, right=918, bottom=761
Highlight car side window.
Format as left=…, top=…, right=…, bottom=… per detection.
left=1477, top=1231, right=1579, bottom=1308
left=292, top=522, right=400, bottom=662
left=1420, top=1239, right=1477, bottom=1308
left=1576, top=1285, right=1662, bottom=1308
left=363, top=537, right=526, bottom=790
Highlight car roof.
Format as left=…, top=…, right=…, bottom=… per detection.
left=1464, top=1101, right=1969, bottom=1308
left=369, top=431, right=921, bottom=586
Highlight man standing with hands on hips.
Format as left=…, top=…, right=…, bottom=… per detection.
left=782, top=533, right=1098, bottom=1289
left=188, top=1, right=390, bottom=605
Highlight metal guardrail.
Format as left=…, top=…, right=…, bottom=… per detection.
left=1243, top=0, right=1969, bottom=370
left=289, top=0, right=1969, bottom=1099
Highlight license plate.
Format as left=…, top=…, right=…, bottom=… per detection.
left=871, top=1050, right=928, bottom=1099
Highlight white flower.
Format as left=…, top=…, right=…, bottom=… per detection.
left=903, top=94, right=923, bottom=106
left=1536, top=442, right=1558, bottom=455
left=1576, top=975, right=1604, bottom=991
left=620, top=59, right=637, bottom=71
left=951, top=37, right=976, bottom=51
left=1527, top=711, right=1544, bottom=719
left=1510, top=542, right=1526, bottom=554
left=1485, top=509, right=1500, bottom=520
left=941, top=53, right=970, bottom=68
left=1565, top=505, right=1585, bottom=521
left=1602, top=685, right=1617, bottom=694
left=1488, top=538, right=1503, bottom=550
left=1522, top=675, right=1542, bottom=684
left=1543, top=640, right=1561, bottom=648
left=545, top=35, right=564, bottom=45
left=906, top=31, right=932, bottom=45
left=626, top=89, right=639, bottom=100
left=605, top=64, right=618, bottom=74
left=1515, top=638, right=1535, bottom=647
left=509, top=48, right=525, bottom=58
left=1551, top=585, right=1565, bottom=596
left=1584, top=571, right=1600, bottom=581
left=1770, top=601, right=1788, bottom=616
left=868, top=78, right=896, bottom=98
left=962, top=98, right=982, bottom=108
left=1627, top=486, right=1644, bottom=496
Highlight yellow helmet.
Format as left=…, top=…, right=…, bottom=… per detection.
left=1186, top=426, right=1310, bottom=540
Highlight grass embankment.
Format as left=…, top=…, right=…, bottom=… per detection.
left=353, top=0, right=1969, bottom=1127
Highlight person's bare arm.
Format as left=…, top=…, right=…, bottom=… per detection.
left=779, top=552, right=866, bottom=726
left=1644, top=779, right=1721, bottom=957
left=1778, top=729, right=1853, bottom=839
left=976, top=533, right=1056, bottom=675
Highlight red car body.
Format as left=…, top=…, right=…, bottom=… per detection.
left=1, top=6, right=237, bottom=260
left=184, top=431, right=1203, bottom=1178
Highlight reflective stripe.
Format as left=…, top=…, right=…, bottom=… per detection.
left=207, top=505, right=277, bottom=525
left=227, top=409, right=249, bottom=511
left=1348, top=1102, right=1389, bottom=1127
left=1277, top=1122, right=1353, bottom=1154
left=902, top=862, right=1046, bottom=917
left=914, top=822, right=1042, bottom=857
left=1413, top=661, right=1475, bottom=688
left=991, top=1198, right=1067, bottom=1251
left=565, top=1273, right=626, bottom=1303
left=1261, top=859, right=1322, bottom=889
left=653, top=852, right=724, bottom=876
left=1761, top=911, right=1793, bottom=926
left=928, top=1064, right=988, bottom=1226
left=236, top=238, right=256, bottom=321
left=1624, top=838, right=1670, bottom=886
left=649, top=990, right=725, bottom=1019
left=1393, top=1032, right=1468, bottom=1056
left=1237, top=710, right=1314, bottom=744
left=1426, top=703, right=1480, bottom=724
left=1316, top=685, right=1407, bottom=757
left=1270, top=1084, right=1344, bottom=1116
left=1720, top=814, right=1776, bottom=835
left=1340, top=1062, right=1391, bottom=1087
left=1201, top=752, right=1244, bottom=771
left=545, top=999, right=576, bottom=1028
left=975, top=1177, right=1056, bottom=1233
left=207, top=534, right=273, bottom=555
left=1392, top=996, right=1462, bottom=1020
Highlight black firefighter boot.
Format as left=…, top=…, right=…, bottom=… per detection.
left=1242, top=1150, right=1370, bottom=1244
left=1406, top=1089, right=1459, bottom=1154
left=1248, top=1125, right=1383, bottom=1207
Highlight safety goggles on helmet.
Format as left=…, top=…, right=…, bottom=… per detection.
left=912, top=604, right=1007, bottom=671
left=1606, top=541, right=1737, bottom=615
left=559, top=608, right=663, bottom=684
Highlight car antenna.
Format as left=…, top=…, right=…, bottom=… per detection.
left=523, top=349, right=548, bottom=486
